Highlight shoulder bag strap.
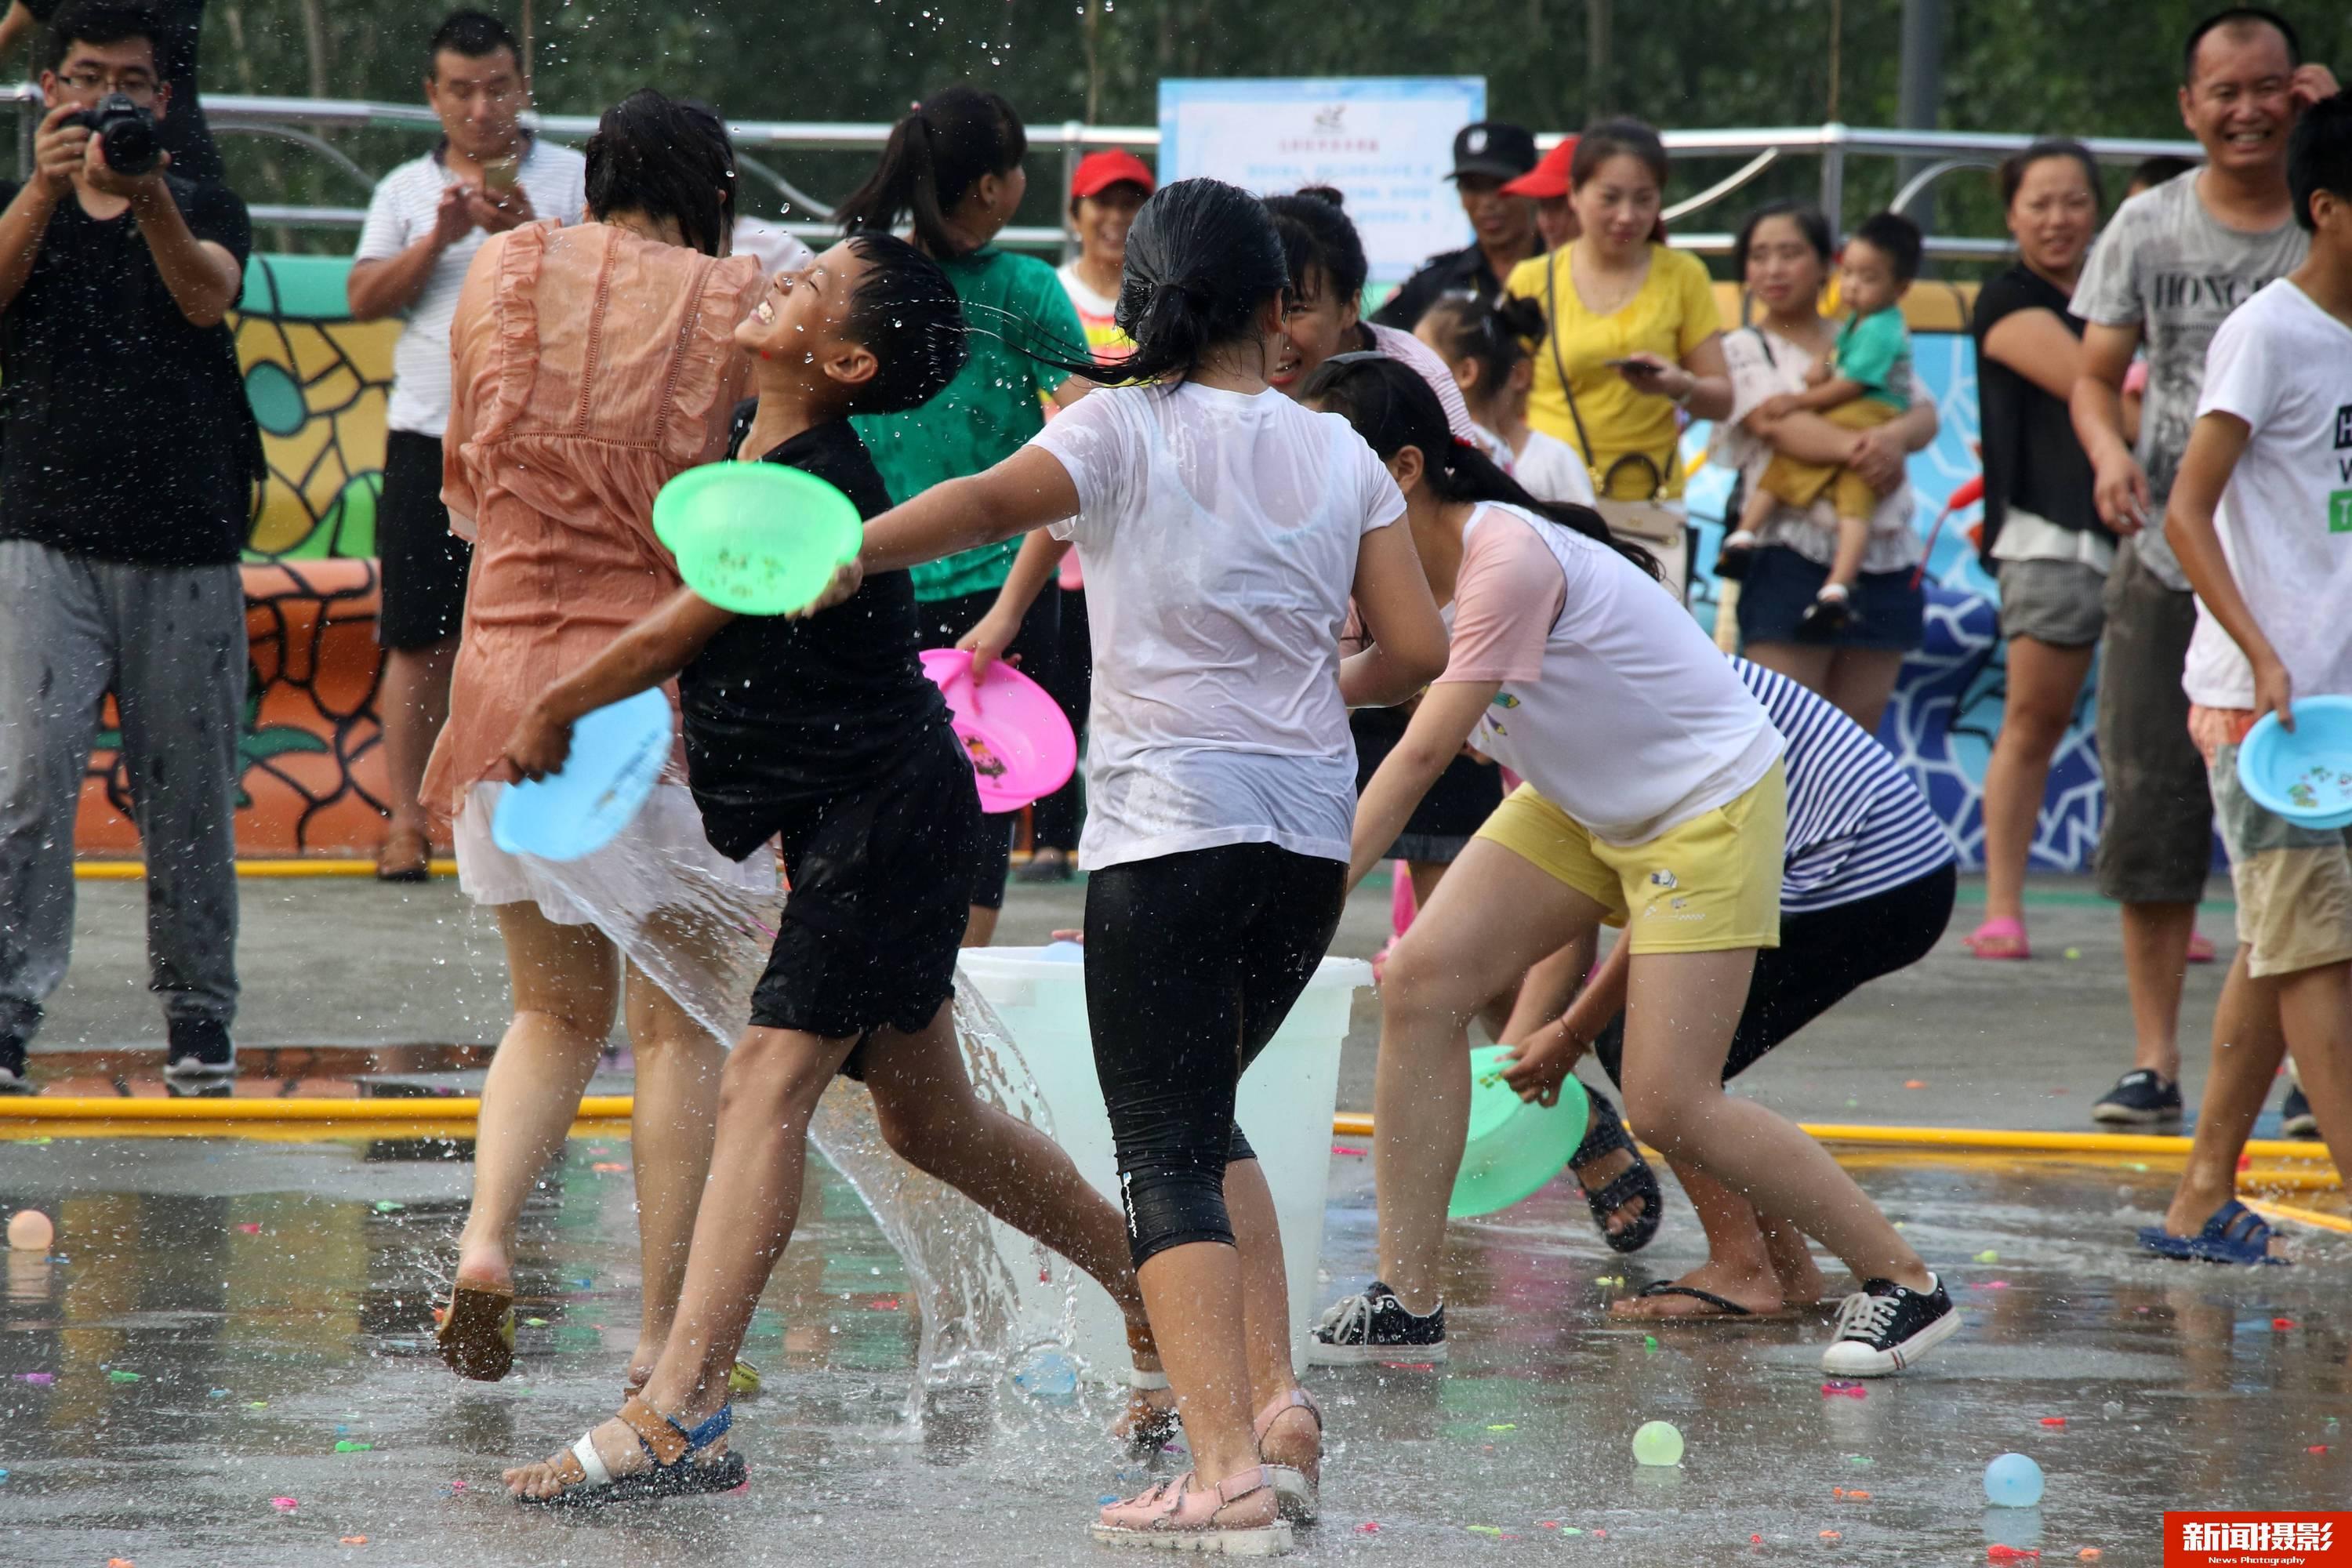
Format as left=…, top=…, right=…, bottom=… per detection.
left=1543, top=255, right=1599, bottom=471
left=1544, top=253, right=1670, bottom=502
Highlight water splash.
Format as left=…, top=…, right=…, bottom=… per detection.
left=466, top=781, right=1080, bottom=1424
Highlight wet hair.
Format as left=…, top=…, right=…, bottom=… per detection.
left=836, top=86, right=1027, bottom=261
left=1304, top=354, right=1660, bottom=581
left=2183, top=7, right=2300, bottom=84
left=39, top=2, right=157, bottom=75
left=1998, top=139, right=2105, bottom=211
left=1732, top=200, right=1835, bottom=278
left=1414, top=292, right=1544, bottom=400
left=2127, top=154, right=2200, bottom=194
left=1570, top=117, right=1670, bottom=193
left=1849, top=211, right=1923, bottom=285
left=837, top=232, right=971, bottom=414
left=1108, top=177, right=1290, bottom=385
left=584, top=91, right=737, bottom=259
left=2288, top=90, right=2352, bottom=234
left=1265, top=187, right=1369, bottom=311
left=428, top=10, right=517, bottom=74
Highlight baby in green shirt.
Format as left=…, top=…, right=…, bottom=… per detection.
left=1720, top=211, right=1922, bottom=637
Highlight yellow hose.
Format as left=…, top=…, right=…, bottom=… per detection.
left=74, top=859, right=456, bottom=880
left=0, top=1101, right=2334, bottom=1189
left=0, top=1094, right=632, bottom=1120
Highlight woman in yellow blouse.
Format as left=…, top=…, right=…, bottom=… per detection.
left=1504, top=118, right=1732, bottom=499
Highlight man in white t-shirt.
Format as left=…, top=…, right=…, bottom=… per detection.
left=2140, top=89, right=2352, bottom=1267
left=2067, top=10, right=2337, bottom=1125
left=347, top=11, right=586, bottom=880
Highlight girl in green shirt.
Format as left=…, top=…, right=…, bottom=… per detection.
left=838, top=85, right=1093, bottom=942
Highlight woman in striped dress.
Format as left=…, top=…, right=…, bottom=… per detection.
left=1502, top=657, right=1958, bottom=1322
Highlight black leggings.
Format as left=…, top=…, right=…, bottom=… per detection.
left=1085, top=843, right=1348, bottom=1268
left=1592, top=862, right=1956, bottom=1087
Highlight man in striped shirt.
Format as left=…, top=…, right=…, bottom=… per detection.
left=1502, top=658, right=1958, bottom=1319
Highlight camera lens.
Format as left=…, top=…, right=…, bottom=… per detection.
left=85, top=93, right=160, bottom=177
left=98, top=117, right=159, bottom=176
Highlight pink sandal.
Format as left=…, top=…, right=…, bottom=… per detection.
left=1092, top=1465, right=1290, bottom=1555
left=1253, top=1386, right=1323, bottom=1523
left=1964, top=916, right=2030, bottom=960
left=2187, top=930, right=2216, bottom=964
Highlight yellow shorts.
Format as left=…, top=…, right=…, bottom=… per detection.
left=1475, top=761, right=1786, bottom=955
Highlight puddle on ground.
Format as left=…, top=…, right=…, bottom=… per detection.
left=0, top=1134, right=2343, bottom=1566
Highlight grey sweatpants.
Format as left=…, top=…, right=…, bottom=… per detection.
left=0, top=539, right=241, bottom=1044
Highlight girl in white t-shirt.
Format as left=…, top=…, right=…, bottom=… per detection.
left=1301, top=354, right=1960, bottom=1382
left=858, top=177, right=1449, bottom=1555
left=1413, top=292, right=1599, bottom=506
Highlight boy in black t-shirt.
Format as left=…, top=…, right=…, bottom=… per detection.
left=0, top=2, right=260, bottom=1088
left=493, top=235, right=1170, bottom=1504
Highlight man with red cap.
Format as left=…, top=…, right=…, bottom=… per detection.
left=1371, top=120, right=1544, bottom=329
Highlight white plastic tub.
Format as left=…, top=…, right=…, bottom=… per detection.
left=955, top=945, right=1368, bottom=1378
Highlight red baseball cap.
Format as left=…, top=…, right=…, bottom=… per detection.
left=1070, top=149, right=1156, bottom=200
left=1501, top=137, right=1577, bottom=200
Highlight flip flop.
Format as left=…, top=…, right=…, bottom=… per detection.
left=1613, top=1281, right=1802, bottom=1323
left=376, top=823, right=431, bottom=884
left=1570, top=1087, right=1664, bottom=1255
left=2137, top=1199, right=2290, bottom=1266
left=1963, top=916, right=2030, bottom=960
left=437, top=1279, right=517, bottom=1381
left=2186, top=931, right=2217, bottom=964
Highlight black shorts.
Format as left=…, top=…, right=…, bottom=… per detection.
left=1352, top=705, right=1504, bottom=862
left=375, top=431, right=472, bottom=651
left=1735, top=544, right=1924, bottom=652
left=749, top=724, right=984, bottom=1071
left=919, top=585, right=1061, bottom=911
left=1592, top=862, right=1955, bottom=1086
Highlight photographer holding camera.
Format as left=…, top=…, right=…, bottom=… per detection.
left=0, top=2, right=260, bottom=1089
left=0, top=0, right=220, bottom=187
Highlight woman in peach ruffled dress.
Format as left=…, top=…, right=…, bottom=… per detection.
left=421, top=90, right=770, bottom=1392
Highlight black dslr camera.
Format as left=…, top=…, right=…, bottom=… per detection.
left=72, top=93, right=160, bottom=176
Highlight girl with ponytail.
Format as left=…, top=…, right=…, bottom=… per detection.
left=1301, top=354, right=1962, bottom=1384
left=853, top=176, right=1452, bottom=1553
left=835, top=85, right=1091, bottom=943
left=1414, top=293, right=1597, bottom=506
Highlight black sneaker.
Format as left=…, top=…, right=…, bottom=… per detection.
left=2092, top=1069, right=2182, bottom=1125
left=163, top=1017, right=236, bottom=1080
left=2281, top=1083, right=2318, bottom=1139
left=1820, top=1274, right=1960, bottom=1376
left=0, top=1033, right=31, bottom=1095
left=1306, top=1281, right=1446, bottom=1366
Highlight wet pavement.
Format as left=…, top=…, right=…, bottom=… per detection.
left=0, top=1125, right=2344, bottom=1566
left=2, top=870, right=2342, bottom=1563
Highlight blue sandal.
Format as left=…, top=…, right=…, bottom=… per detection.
left=2137, top=1200, right=2290, bottom=1267
left=1572, top=1087, right=1664, bottom=1255
left=518, top=1396, right=746, bottom=1506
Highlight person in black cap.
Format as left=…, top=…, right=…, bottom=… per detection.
left=1371, top=120, right=1543, bottom=329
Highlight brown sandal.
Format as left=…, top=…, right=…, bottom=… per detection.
left=376, top=823, right=431, bottom=883
left=436, top=1280, right=517, bottom=1381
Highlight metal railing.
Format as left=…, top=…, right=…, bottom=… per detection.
left=3, top=85, right=2202, bottom=262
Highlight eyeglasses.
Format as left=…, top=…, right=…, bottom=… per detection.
left=60, top=69, right=158, bottom=96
